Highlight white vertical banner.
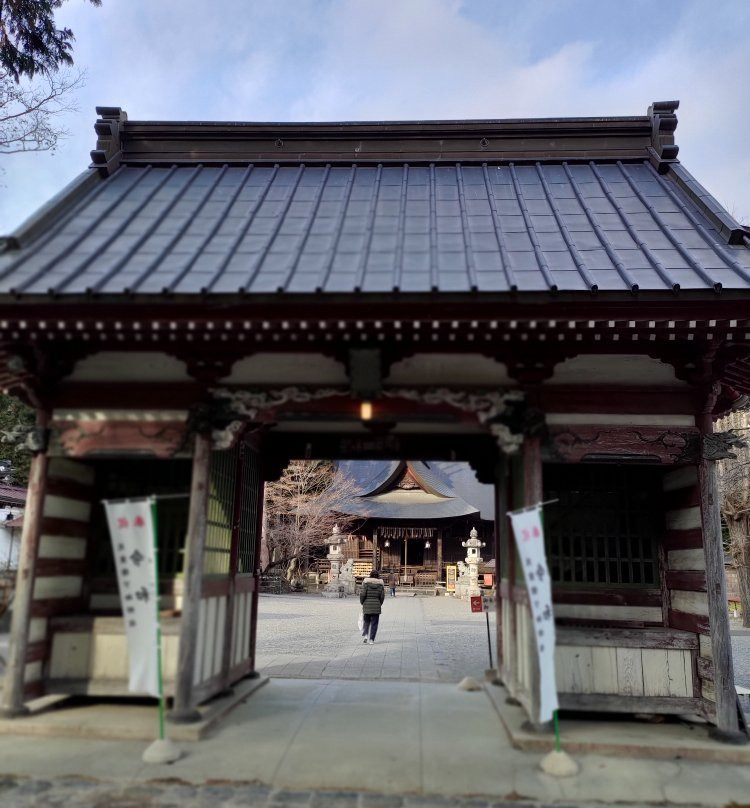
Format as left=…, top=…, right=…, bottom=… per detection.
left=508, top=505, right=558, bottom=723
left=103, top=498, right=159, bottom=697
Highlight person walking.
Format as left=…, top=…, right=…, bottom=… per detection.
left=360, top=569, right=385, bottom=644
left=388, top=570, right=397, bottom=598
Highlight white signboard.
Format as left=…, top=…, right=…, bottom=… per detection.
left=103, top=498, right=159, bottom=697
left=508, top=505, right=558, bottom=723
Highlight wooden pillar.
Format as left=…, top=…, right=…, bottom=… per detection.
left=523, top=434, right=544, bottom=728
left=248, top=472, right=264, bottom=676
left=169, top=431, right=211, bottom=723
left=0, top=418, right=49, bottom=718
left=220, top=444, right=245, bottom=690
left=698, top=410, right=742, bottom=740
left=436, top=532, right=443, bottom=580
left=494, top=456, right=508, bottom=678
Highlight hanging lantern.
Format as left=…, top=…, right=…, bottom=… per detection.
left=424, top=540, right=431, bottom=549
left=384, top=539, right=390, bottom=547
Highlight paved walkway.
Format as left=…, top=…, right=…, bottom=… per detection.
left=255, top=593, right=496, bottom=682
left=0, top=678, right=750, bottom=807
left=1, top=595, right=750, bottom=806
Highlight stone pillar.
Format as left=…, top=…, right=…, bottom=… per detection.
left=169, top=431, right=211, bottom=723
left=0, top=416, right=49, bottom=717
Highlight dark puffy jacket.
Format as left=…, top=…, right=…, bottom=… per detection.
left=360, top=577, right=385, bottom=615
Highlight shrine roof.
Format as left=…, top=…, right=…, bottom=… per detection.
left=0, top=484, right=27, bottom=506
left=2, top=102, right=750, bottom=299
left=337, top=461, right=493, bottom=521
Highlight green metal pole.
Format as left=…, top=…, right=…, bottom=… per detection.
left=150, top=498, right=166, bottom=741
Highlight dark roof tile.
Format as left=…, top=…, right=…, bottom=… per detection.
left=4, top=159, right=750, bottom=296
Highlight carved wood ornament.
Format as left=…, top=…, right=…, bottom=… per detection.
left=548, top=426, right=701, bottom=465
left=210, top=385, right=527, bottom=453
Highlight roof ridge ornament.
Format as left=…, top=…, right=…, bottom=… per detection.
left=90, top=107, right=128, bottom=177
left=648, top=100, right=679, bottom=173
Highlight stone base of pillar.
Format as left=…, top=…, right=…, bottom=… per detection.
left=708, top=726, right=749, bottom=745
left=167, top=707, right=202, bottom=724
left=0, top=705, right=30, bottom=719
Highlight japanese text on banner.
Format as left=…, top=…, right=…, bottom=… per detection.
left=508, top=505, right=558, bottom=723
left=103, top=499, right=159, bottom=697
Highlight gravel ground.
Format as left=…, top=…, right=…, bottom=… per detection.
left=730, top=624, right=750, bottom=689
left=256, top=594, right=750, bottom=688
left=255, top=592, right=496, bottom=682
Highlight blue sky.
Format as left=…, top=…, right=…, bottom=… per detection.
left=2, top=0, right=749, bottom=231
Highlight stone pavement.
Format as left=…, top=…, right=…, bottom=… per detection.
left=1, top=596, right=750, bottom=806
left=0, top=777, right=716, bottom=808
left=255, top=592, right=496, bottom=682
left=1, top=678, right=750, bottom=807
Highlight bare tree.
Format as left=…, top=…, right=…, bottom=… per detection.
left=1, top=68, right=83, bottom=155
left=262, top=461, right=363, bottom=578
left=716, top=407, right=750, bottom=627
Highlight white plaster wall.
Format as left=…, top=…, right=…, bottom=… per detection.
left=386, top=353, right=512, bottom=385
left=0, top=506, right=23, bottom=570
left=222, top=353, right=348, bottom=384
left=548, top=354, right=685, bottom=386
left=69, top=352, right=191, bottom=382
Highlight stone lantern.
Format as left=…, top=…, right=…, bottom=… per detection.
left=322, top=524, right=355, bottom=598
left=327, top=524, right=344, bottom=581
left=462, top=527, right=485, bottom=597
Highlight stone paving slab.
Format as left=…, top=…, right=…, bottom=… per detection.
left=1, top=678, right=750, bottom=806
left=484, top=680, right=750, bottom=765
left=0, top=776, right=713, bottom=808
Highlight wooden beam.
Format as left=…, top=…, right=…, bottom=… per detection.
left=558, top=693, right=706, bottom=715
left=0, top=420, right=49, bottom=717
left=557, top=626, right=698, bottom=650
left=665, top=570, right=707, bottom=592
left=668, top=608, right=710, bottom=635
left=663, top=528, right=704, bottom=550
left=552, top=588, right=662, bottom=607
left=547, top=426, right=699, bottom=465
left=168, top=431, right=211, bottom=724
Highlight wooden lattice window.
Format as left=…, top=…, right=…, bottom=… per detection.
left=236, top=445, right=261, bottom=574
left=204, top=447, right=238, bottom=576
left=92, top=459, right=191, bottom=578
left=543, top=464, right=661, bottom=587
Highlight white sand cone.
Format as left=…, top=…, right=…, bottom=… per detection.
left=540, top=749, right=579, bottom=777
left=457, top=676, right=483, bottom=691
left=142, top=738, right=182, bottom=764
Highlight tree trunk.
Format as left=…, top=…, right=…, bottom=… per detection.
left=728, top=515, right=750, bottom=628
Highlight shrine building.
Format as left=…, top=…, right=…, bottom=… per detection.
left=0, top=101, right=749, bottom=739
left=333, top=460, right=494, bottom=587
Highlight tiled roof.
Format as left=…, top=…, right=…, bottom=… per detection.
left=337, top=461, right=491, bottom=522
left=0, top=484, right=26, bottom=505
left=2, top=159, right=750, bottom=296
left=339, top=494, right=479, bottom=521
